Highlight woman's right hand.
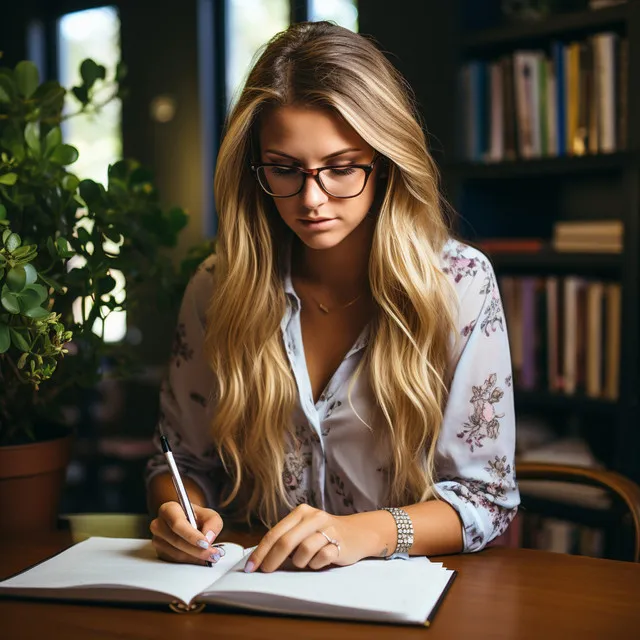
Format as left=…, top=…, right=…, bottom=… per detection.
left=150, top=501, right=225, bottom=565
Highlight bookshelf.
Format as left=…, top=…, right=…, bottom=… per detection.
left=446, top=0, right=640, bottom=497
left=462, top=4, right=629, bottom=52
left=357, top=0, right=639, bottom=560
left=448, top=151, right=635, bottom=178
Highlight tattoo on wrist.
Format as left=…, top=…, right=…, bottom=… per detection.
left=379, top=547, right=388, bottom=557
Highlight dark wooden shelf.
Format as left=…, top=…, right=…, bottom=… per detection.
left=515, top=390, right=618, bottom=412
left=445, top=152, right=633, bottom=179
left=462, top=5, right=628, bottom=53
left=488, top=250, right=622, bottom=275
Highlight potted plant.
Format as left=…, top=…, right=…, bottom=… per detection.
left=0, top=57, right=198, bottom=535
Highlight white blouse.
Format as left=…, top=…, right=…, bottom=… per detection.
left=145, top=237, right=520, bottom=552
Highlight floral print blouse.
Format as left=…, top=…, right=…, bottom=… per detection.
left=145, top=238, right=520, bottom=552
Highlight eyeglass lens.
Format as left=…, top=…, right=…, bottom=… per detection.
left=258, top=166, right=367, bottom=197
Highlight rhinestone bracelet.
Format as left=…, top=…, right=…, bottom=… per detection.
left=382, top=507, right=414, bottom=555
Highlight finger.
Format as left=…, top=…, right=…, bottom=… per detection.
left=254, top=507, right=326, bottom=573
left=245, top=505, right=311, bottom=573
left=157, top=501, right=213, bottom=551
left=291, top=531, right=333, bottom=569
left=193, top=504, right=224, bottom=544
left=150, top=511, right=221, bottom=564
left=308, top=542, right=339, bottom=570
left=152, top=535, right=220, bottom=566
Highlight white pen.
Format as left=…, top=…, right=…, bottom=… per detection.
left=160, top=434, right=213, bottom=567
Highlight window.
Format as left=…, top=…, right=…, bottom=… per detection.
left=58, top=6, right=125, bottom=343
left=225, top=0, right=290, bottom=107
left=309, top=0, right=358, bottom=31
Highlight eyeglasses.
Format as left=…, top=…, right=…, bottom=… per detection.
left=250, top=153, right=380, bottom=199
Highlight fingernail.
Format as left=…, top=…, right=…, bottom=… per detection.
left=209, top=553, right=220, bottom=562
left=205, top=530, right=215, bottom=543
left=197, top=540, right=209, bottom=549
left=244, top=560, right=254, bottom=573
left=217, top=546, right=226, bottom=557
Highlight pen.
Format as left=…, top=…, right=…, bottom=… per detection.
left=160, top=434, right=213, bottom=567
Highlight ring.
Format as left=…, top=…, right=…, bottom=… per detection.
left=318, top=530, right=341, bottom=556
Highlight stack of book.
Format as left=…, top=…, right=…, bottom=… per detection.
left=500, top=275, right=621, bottom=398
left=552, top=219, right=623, bottom=253
left=459, top=31, right=628, bottom=162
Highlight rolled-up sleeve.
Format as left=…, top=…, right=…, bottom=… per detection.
left=145, top=256, right=226, bottom=509
left=434, top=244, right=520, bottom=552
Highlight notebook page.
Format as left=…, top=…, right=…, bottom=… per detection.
left=0, top=537, right=245, bottom=606
left=205, top=556, right=454, bottom=624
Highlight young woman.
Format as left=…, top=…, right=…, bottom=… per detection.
left=146, top=21, right=519, bottom=573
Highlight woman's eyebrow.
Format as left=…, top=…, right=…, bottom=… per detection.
left=263, top=147, right=363, bottom=162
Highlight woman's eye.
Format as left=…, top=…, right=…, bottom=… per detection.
left=328, top=167, right=356, bottom=176
left=271, top=166, right=297, bottom=175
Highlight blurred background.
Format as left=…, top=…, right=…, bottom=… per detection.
left=0, top=0, right=638, bottom=559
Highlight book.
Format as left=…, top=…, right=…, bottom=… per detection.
left=0, top=537, right=456, bottom=626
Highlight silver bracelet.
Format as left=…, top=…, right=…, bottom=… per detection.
left=382, top=507, right=414, bottom=555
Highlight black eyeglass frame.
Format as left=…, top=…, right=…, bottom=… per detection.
left=250, top=153, right=381, bottom=199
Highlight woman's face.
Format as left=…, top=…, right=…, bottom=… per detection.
left=258, top=105, right=380, bottom=251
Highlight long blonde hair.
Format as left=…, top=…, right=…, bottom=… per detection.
left=207, top=21, right=457, bottom=526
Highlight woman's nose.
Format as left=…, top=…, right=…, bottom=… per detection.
left=299, top=174, right=329, bottom=209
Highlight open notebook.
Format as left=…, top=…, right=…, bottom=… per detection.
left=0, top=537, right=456, bottom=626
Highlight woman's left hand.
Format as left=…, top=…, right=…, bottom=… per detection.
left=244, top=504, right=380, bottom=573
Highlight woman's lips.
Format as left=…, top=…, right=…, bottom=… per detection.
left=298, top=218, right=338, bottom=230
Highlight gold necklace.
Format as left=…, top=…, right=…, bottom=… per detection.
left=306, top=291, right=364, bottom=314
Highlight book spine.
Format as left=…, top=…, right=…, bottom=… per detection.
left=552, top=41, right=566, bottom=156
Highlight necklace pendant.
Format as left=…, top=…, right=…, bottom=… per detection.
left=319, top=303, right=330, bottom=314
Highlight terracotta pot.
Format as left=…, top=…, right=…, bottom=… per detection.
left=0, top=433, right=73, bottom=537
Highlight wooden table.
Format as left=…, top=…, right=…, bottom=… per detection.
left=1, top=531, right=639, bottom=639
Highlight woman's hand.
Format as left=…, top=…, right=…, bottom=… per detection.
left=150, top=501, right=225, bottom=566
left=244, top=504, right=383, bottom=573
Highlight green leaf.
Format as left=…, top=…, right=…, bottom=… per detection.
left=0, top=83, right=10, bottom=103
left=62, top=174, right=80, bottom=192
left=9, top=327, right=30, bottom=352
left=49, top=144, right=78, bottom=165
left=0, top=322, right=9, bottom=353
left=46, top=236, right=57, bottom=259
left=18, top=287, right=41, bottom=311
left=23, top=283, right=48, bottom=305
left=6, top=266, right=26, bottom=292
left=25, top=121, right=41, bottom=156
left=5, top=232, right=20, bottom=252
left=0, top=173, right=18, bottom=186
left=76, top=226, right=91, bottom=245
left=55, top=236, right=74, bottom=258
left=25, top=306, right=50, bottom=320
left=15, top=61, right=40, bottom=98
left=97, top=275, right=116, bottom=295
left=1, top=124, right=25, bottom=161
left=44, top=126, right=62, bottom=156
left=80, top=59, right=101, bottom=88
left=71, top=85, right=89, bottom=105
left=1, top=286, right=20, bottom=314
left=17, top=352, right=28, bottom=369
left=0, top=73, right=17, bottom=103
left=38, top=272, right=65, bottom=294
left=2, top=229, right=10, bottom=244
left=0, top=204, right=6, bottom=220
left=79, top=179, right=104, bottom=208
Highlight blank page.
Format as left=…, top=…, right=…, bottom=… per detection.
left=206, top=555, right=454, bottom=624
left=0, top=537, right=245, bottom=606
